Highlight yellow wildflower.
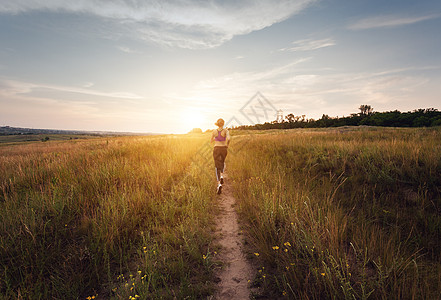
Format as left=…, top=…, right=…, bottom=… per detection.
left=284, top=249, right=288, bottom=252
left=321, top=273, right=325, bottom=276
left=272, top=246, right=279, bottom=250
left=254, top=252, right=260, bottom=256
left=283, top=291, right=287, bottom=296
left=284, top=242, right=292, bottom=247
left=203, top=255, right=207, bottom=260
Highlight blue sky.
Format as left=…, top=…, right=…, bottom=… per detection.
left=1, top=0, right=440, bottom=133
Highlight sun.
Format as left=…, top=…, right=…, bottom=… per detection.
left=181, top=108, right=206, bottom=131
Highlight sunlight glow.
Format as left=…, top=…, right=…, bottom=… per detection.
left=181, top=108, right=206, bottom=132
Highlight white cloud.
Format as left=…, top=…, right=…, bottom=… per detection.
left=349, top=14, right=439, bottom=30
left=0, top=79, right=143, bottom=99
left=117, top=46, right=142, bottom=54
left=279, top=38, right=336, bottom=52
left=0, top=0, right=317, bottom=49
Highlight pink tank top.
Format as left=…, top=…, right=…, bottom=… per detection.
left=215, top=129, right=226, bottom=142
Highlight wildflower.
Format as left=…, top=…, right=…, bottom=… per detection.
left=321, top=273, right=325, bottom=276
left=112, top=288, right=117, bottom=292
left=203, top=255, right=207, bottom=260
left=283, top=291, right=287, bottom=296
left=262, top=274, right=266, bottom=279
left=290, top=263, right=295, bottom=266
left=284, top=242, right=291, bottom=247
left=286, top=266, right=289, bottom=270
left=290, top=222, right=294, bottom=226
left=284, top=249, right=288, bottom=252
left=272, top=246, right=279, bottom=250
left=135, top=296, right=140, bottom=298
left=137, top=270, right=142, bottom=275
left=254, top=252, right=260, bottom=256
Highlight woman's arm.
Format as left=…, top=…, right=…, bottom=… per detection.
left=210, top=130, right=215, bottom=143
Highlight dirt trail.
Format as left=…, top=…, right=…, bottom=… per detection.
left=214, top=173, right=254, bottom=300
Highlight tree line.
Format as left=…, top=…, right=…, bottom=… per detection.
left=234, top=105, right=441, bottom=130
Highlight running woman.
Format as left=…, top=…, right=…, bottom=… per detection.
left=211, top=118, right=230, bottom=194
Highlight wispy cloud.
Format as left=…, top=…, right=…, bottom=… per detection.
left=0, top=79, right=143, bottom=99
left=279, top=38, right=336, bottom=52
left=165, top=62, right=438, bottom=122
left=0, top=0, right=317, bottom=49
left=116, top=46, right=142, bottom=54
left=349, top=14, right=439, bottom=30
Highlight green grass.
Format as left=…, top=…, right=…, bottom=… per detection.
left=0, top=134, right=218, bottom=299
left=228, top=127, right=441, bottom=299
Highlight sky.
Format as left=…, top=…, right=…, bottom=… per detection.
left=1, top=0, right=440, bottom=134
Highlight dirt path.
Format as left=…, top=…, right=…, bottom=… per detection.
left=213, top=173, right=254, bottom=300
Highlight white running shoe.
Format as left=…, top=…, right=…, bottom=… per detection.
left=220, top=176, right=224, bottom=184
left=217, top=184, right=222, bottom=195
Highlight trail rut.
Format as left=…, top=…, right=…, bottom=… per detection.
left=213, top=174, right=254, bottom=300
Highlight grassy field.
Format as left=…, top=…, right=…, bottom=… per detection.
left=1, top=127, right=440, bottom=299
left=229, top=127, right=441, bottom=299
left=0, top=134, right=105, bottom=145
left=0, top=134, right=218, bottom=299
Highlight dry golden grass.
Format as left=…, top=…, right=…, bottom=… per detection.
left=2, top=127, right=440, bottom=299
left=0, top=134, right=218, bottom=299
left=229, top=127, right=441, bottom=299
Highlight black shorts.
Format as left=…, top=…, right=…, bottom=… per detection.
left=213, top=146, right=228, bottom=170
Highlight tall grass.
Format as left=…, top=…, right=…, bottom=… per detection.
left=229, top=127, right=441, bottom=299
left=0, top=134, right=217, bottom=299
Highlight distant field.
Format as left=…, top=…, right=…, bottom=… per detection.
left=1, top=127, right=440, bottom=299
left=0, top=134, right=104, bottom=144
